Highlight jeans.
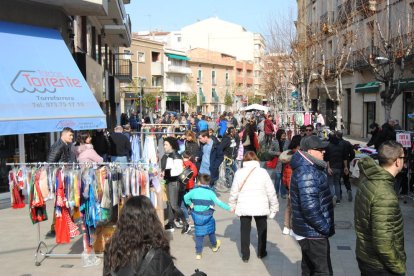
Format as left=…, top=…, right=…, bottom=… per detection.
left=166, top=181, right=186, bottom=225
left=328, top=168, right=342, bottom=200
left=195, top=233, right=217, bottom=254
left=275, top=172, right=287, bottom=197
left=111, top=156, right=128, bottom=169
left=357, top=258, right=405, bottom=276
left=298, top=238, right=333, bottom=276
left=240, top=216, right=267, bottom=260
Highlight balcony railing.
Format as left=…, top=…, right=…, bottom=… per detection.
left=165, top=65, right=192, bottom=74
left=114, top=55, right=132, bottom=82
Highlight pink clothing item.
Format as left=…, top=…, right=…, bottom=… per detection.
left=75, top=144, right=103, bottom=163
left=304, top=113, right=311, bottom=125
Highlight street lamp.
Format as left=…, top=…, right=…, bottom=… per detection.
left=139, top=76, right=146, bottom=121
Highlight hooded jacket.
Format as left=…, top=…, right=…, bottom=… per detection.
left=290, top=150, right=335, bottom=238
left=199, top=136, right=224, bottom=182
left=354, top=157, right=406, bottom=274
left=73, top=144, right=103, bottom=163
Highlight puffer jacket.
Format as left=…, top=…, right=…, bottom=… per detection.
left=354, top=157, right=406, bottom=274
left=228, top=161, right=279, bottom=217
left=73, top=144, right=103, bottom=163
left=47, top=139, right=73, bottom=163
left=290, top=150, right=334, bottom=238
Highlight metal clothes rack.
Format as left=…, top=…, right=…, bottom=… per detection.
left=6, top=161, right=151, bottom=266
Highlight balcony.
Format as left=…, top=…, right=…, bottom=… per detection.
left=98, top=0, right=131, bottom=47
left=165, top=65, right=192, bottom=74
left=114, top=54, right=132, bottom=83
left=320, top=11, right=335, bottom=34
left=151, top=62, right=164, bottom=76
left=28, top=0, right=108, bottom=15
left=337, top=0, right=352, bottom=25
left=164, top=83, right=192, bottom=93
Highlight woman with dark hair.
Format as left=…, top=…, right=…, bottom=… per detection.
left=73, top=131, right=103, bottom=163
left=279, top=134, right=302, bottom=235
left=274, top=129, right=290, bottom=198
left=242, top=124, right=256, bottom=153
left=161, top=137, right=190, bottom=234
left=103, top=196, right=183, bottom=275
left=228, top=151, right=279, bottom=262
left=184, top=130, right=200, bottom=164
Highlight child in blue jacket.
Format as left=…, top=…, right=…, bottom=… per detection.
left=184, top=174, right=231, bottom=260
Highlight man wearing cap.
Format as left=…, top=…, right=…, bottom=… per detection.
left=290, top=135, right=335, bottom=275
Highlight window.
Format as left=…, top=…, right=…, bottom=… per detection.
left=151, top=52, right=160, bottom=62
left=177, top=36, right=181, bottom=42
left=152, top=76, right=162, bottom=87
left=225, top=72, right=229, bottom=85
left=197, top=69, right=202, bottom=83
left=138, top=52, right=145, bottom=62
left=212, top=70, right=216, bottom=86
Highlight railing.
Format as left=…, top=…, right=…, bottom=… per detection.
left=114, top=55, right=132, bottom=82
left=165, top=65, right=191, bottom=74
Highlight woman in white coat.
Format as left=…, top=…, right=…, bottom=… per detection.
left=229, top=151, right=279, bottom=263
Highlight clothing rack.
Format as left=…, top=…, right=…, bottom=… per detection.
left=7, top=161, right=153, bottom=266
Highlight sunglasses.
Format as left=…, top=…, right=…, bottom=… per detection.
left=306, top=129, right=313, bottom=132
left=312, top=148, right=325, bottom=152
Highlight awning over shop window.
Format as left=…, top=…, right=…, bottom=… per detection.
left=0, top=21, right=106, bottom=135
left=165, top=53, right=190, bottom=61
left=394, top=78, right=414, bottom=90
left=166, top=96, right=180, bottom=101
left=355, top=82, right=380, bottom=93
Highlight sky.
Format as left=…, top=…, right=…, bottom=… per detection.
left=125, top=0, right=297, bottom=37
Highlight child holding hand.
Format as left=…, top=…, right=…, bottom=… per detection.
left=184, top=174, right=231, bottom=260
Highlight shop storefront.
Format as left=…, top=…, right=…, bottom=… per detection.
left=0, top=21, right=106, bottom=194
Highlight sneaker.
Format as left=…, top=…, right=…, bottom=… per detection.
left=196, top=254, right=202, bottom=260
left=164, top=223, right=175, bottom=232
left=347, top=190, right=353, bottom=202
left=174, top=220, right=184, bottom=228
left=336, top=200, right=341, bottom=205
left=181, top=224, right=191, bottom=234
left=257, top=251, right=268, bottom=259
left=282, top=227, right=291, bottom=235
left=332, top=196, right=337, bottom=207
left=212, top=239, right=221, bottom=252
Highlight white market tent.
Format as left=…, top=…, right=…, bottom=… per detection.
left=240, top=104, right=269, bottom=113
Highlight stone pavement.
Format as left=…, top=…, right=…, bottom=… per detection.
left=1, top=135, right=413, bottom=275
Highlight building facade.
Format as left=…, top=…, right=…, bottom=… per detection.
left=0, top=0, right=132, bottom=193
left=297, top=0, right=414, bottom=137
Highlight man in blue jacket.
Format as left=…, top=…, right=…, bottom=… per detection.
left=198, top=130, right=224, bottom=187
left=290, top=135, right=335, bottom=276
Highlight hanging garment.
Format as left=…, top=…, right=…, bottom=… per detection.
left=9, top=170, right=25, bottom=209
left=142, top=135, right=157, bottom=164
left=130, top=134, right=141, bottom=162
left=55, top=169, right=79, bottom=244
left=304, top=112, right=311, bottom=126
left=29, top=169, right=47, bottom=223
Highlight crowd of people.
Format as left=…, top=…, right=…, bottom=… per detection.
left=45, top=110, right=408, bottom=276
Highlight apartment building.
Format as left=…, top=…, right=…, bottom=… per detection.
left=0, top=0, right=132, bottom=193
left=187, top=48, right=236, bottom=114
left=121, top=35, right=164, bottom=116
left=297, top=0, right=414, bottom=137
left=181, top=17, right=266, bottom=99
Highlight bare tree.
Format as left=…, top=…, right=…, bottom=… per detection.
left=318, top=8, right=357, bottom=130
left=357, top=0, right=414, bottom=120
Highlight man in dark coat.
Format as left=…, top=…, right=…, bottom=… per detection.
left=290, top=135, right=334, bottom=275
left=109, top=125, right=132, bottom=165
left=198, top=130, right=224, bottom=186
left=46, top=127, right=75, bottom=237
left=374, top=119, right=396, bottom=150
left=47, top=127, right=75, bottom=163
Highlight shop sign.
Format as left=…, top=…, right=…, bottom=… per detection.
left=396, top=132, right=412, bottom=148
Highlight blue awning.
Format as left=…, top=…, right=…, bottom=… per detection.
left=165, top=53, right=190, bottom=61
left=0, top=21, right=106, bottom=135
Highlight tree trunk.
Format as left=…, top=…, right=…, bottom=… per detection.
left=336, top=76, right=343, bottom=131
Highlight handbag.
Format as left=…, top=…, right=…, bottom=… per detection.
left=266, top=156, right=278, bottom=169
left=178, top=166, right=194, bottom=185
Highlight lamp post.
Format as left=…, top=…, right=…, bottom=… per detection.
left=139, top=77, right=146, bottom=121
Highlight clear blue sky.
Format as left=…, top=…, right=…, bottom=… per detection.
left=126, top=0, right=297, bottom=36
